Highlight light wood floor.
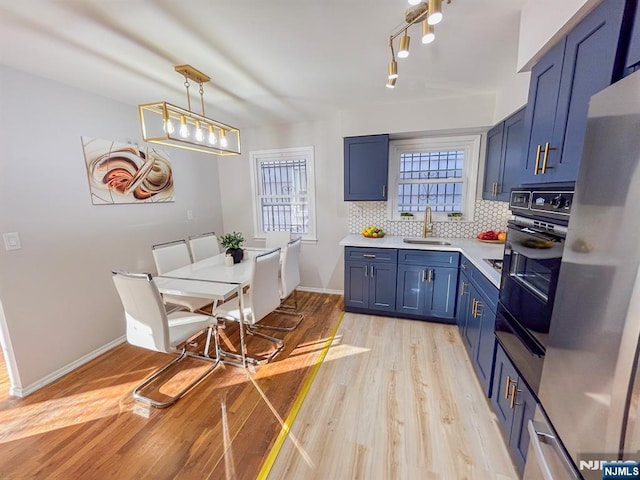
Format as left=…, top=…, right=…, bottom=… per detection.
left=0, top=300, right=518, bottom=479
left=268, top=313, right=518, bottom=480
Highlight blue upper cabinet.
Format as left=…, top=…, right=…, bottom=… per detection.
left=624, top=1, right=640, bottom=76
left=483, top=107, right=525, bottom=202
left=520, top=0, right=626, bottom=184
left=520, top=39, right=566, bottom=184
left=344, top=134, right=389, bottom=201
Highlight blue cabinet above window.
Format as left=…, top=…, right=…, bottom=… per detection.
left=344, top=134, right=389, bottom=201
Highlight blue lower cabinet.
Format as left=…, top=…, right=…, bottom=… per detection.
left=396, top=250, right=459, bottom=322
left=458, top=256, right=498, bottom=397
left=368, top=262, right=398, bottom=312
left=344, top=247, right=397, bottom=313
left=491, top=343, right=537, bottom=476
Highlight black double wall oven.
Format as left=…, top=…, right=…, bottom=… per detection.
left=496, top=185, right=573, bottom=394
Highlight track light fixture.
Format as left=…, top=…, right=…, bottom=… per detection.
left=139, top=64, right=241, bottom=156
left=387, top=0, right=452, bottom=88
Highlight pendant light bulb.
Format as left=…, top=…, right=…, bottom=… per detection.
left=208, top=125, right=217, bottom=145
left=408, top=0, right=421, bottom=5
left=427, top=0, right=443, bottom=25
left=398, top=32, right=410, bottom=59
left=421, top=20, right=435, bottom=44
left=219, top=130, right=228, bottom=148
left=179, top=115, right=189, bottom=138
left=164, top=118, right=175, bottom=135
left=386, top=78, right=397, bottom=89
left=194, top=121, right=204, bottom=142
left=388, top=60, right=398, bottom=80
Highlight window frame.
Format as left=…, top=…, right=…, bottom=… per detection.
left=387, top=135, right=481, bottom=222
left=249, top=146, right=317, bottom=241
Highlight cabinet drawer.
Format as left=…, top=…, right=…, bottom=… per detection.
left=345, top=247, right=397, bottom=264
left=398, top=249, right=459, bottom=267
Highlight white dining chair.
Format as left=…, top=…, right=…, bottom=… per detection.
left=111, top=270, right=221, bottom=408
left=152, top=240, right=215, bottom=313
left=188, top=232, right=220, bottom=262
left=256, top=237, right=304, bottom=331
left=214, top=248, right=283, bottom=365
left=265, top=231, right=291, bottom=250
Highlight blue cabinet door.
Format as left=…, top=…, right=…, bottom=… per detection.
left=396, top=264, right=427, bottom=316
left=456, top=272, right=471, bottom=336
left=369, top=262, right=397, bottom=312
left=463, top=283, right=481, bottom=353
left=484, top=107, right=525, bottom=201
left=624, top=0, right=640, bottom=76
left=509, top=381, right=537, bottom=475
left=521, top=0, right=626, bottom=185
left=520, top=39, right=566, bottom=184
left=344, top=260, right=368, bottom=309
left=344, top=134, right=389, bottom=201
left=473, top=297, right=497, bottom=397
left=491, top=344, right=519, bottom=436
left=499, top=108, right=525, bottom=200
left=482, top=123, right=504, bottom=200
left=426, top=266, right=458, bottom=320
left=551, top=0, right=626, bottom=182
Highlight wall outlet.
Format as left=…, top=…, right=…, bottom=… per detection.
left=187, top=210, right=193, bottom=221
left=3, top=232, right=22, bottom=251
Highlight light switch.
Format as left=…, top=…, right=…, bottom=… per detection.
left=187, top=210, right=194, bottom=220
left=3, top=232, right=22, bottom=251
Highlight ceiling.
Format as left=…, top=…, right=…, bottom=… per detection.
left=0, top=0, right=527, bottom=129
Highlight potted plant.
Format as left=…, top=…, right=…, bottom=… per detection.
left=219, top=231, right=245, bottom=264
left=447, top=212, right=463, bottom=221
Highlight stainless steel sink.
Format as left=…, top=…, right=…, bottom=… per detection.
left=403, top=238, right=451, bottom=245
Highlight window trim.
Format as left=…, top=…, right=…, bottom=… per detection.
left=387, top=135, right=481, bottom=222
left=249, top=146, right=317, bottom=241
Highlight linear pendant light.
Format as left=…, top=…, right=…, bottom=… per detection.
left=139, top=65, right=241, bottom=156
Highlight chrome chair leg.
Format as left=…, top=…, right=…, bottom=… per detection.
left=132, top=326, right=221, bottom=408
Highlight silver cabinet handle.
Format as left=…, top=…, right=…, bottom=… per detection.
left=364, top=265, right=368, bottom=277
left=427, top=269, right=433, bottom=282
left=527, top=420, right=580, bottom=480
left=363, top=254, right=376, bottom=259
left=382, top=185, right=386, bottom=198
left=370, top=265, right=374, bottom=277
left=422, top=270, right=426, bottom=282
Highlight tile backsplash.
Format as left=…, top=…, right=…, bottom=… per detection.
left=348, top=200, right=511, bottom=238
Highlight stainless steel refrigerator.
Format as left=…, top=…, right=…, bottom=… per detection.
left=524, top=70, right=640, bottom=479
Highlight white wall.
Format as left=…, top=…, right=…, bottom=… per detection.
left=339, top=93, right=497, bottom=137
left=218, top=120, right=347, bottom=293
left=0, top=66, right=224, bottom=393
left=218, top=92, right=510, bottom=292
left=517, top=0, right=599, bottom=71
left=493, top=72, right=531, bottom=124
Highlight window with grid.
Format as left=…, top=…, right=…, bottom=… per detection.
left=250, top=147, right=316, bottom=240
left=388, top=135, right=481, bottom=221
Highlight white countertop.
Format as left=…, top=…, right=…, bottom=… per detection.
left=339, top=234, right=505, bottom=288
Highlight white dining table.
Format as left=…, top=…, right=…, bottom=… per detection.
left=154, top=248, right=269, bottom=368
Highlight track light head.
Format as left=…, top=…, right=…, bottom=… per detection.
left=428, top=0, right=443, bottom=25
left=421, top=20, right=435, bottom=44
left=398, top=33, right=411, bottom=58
left=388, top=60, right=398, bottom=79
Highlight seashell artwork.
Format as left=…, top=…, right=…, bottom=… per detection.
left=81, top=137, right=175, bottom=204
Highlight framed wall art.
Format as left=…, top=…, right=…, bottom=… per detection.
left=81, top=137, right=175, bottom=204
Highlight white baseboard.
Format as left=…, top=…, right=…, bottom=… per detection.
left=10, top=335, right=126, bottom=398
left=297, top=286, right=344, bottom=296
